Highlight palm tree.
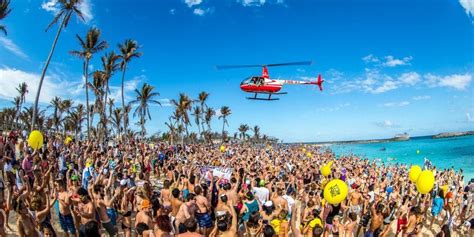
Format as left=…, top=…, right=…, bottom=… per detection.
left=171, top=93, right=193, bottom=142
left=70, top=27, right=108, bottom=138
left=122, top=104, right=132, bottom=135
left=61, top=99, right=73, bottom=115
left=130, top=83, right=161, bottom=138
left=204, top=107, right=215, bottom=132
left=0, top=107, right=16, bottom=130
left=251, top=125, right=261, bottom=142
left=88, top=70, right=106, bottom=139
left=238, top=124, right=250, bottom=141
left=101, top=52, right=119, bottom=139
left=192, top=106, right=202, bottom=141
left=12, top=96, right=21, bottom=128
left=48, top=96, right=62, bottom=132
left=118, top=39, right=142, bottom=135
left=15, top=82, right=28, bottom=127
left=198, top=92, right=209, bottom=133
left=32, top=0, right=86, bottom=130
left=0, top=0, right=12, bottom=35
left=109, top=107, right=122, bottom=137
left=165, top=117, right=176, bottom=145
left=75, top=103, right=86, bottom=138
left=16, top=82, right=28, bottom=108
left=218, top=106, right=231, bottom=142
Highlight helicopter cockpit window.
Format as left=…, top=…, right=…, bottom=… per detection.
left=241, top=77, right=260, bottom=85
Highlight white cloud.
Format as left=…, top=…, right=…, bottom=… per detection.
left=362, top=54, right=379, bottom=63
left=193, top=8, right=206, bottom=16
left=382, top=55, right=412, bottom=67
left=459, top=0, right=474, bottom=18
left=467, top=113, right=474, bottom=122
left=382, top=101, right=410, bottom=107
left=413, top=95, right=431, bottom=101
left=240, top=0, right=266, bottom=7
left=157, top=99, right=172, bottom=107
left=0, top=67, right=82, bottom=104
left=424, top=73, right=472, bottom=90
left=169, top=9, right=176, bottom=15
left=41, top=0, right=58, bottom=13
left=370, top=80, right=398, bottom=94
left=0, top=37, right=29, bottom=60
left=41, top=0, right=93, bottom=23
left=108, top=76, right=145, bottom=104
left=185, top=0, right=203, bottom=7
left=398, top=72, right=420, bottom=86
left=374, top=120, right=399, bottom=128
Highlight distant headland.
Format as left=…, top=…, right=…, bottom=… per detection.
left=432, top=131, right=474, bottom=139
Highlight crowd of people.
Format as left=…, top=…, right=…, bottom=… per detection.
left=0, top=130, right=472, bottom=237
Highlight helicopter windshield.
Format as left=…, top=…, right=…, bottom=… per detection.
left=240, top=76, right=261, bottom=85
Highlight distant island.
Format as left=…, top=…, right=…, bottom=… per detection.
left=432, top=131, right=474, bottom=139
left=295, top=131, right=474, bottom=145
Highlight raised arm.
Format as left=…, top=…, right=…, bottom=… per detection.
left=290, top=203, right=302, bottom=237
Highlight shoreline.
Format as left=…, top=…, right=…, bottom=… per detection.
left=286, top=133, right=474, bottom=146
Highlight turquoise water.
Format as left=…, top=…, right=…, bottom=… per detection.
left=330, top=135, right=474, bottom=181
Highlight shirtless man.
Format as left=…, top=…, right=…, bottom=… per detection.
left=135, top=199, right=153, bottom=230
left=210, top=200, right=237, bottom=237
left=91, top=184, right=118, bottom=236
left=56, top=179, right=77, bottom=237
left=72, top=188, right=96, bottom=237
left=195, top=186, right=212, bottom=235
left=365, top=201, right=384, bottom=237
left=178, top=218, right=203, bottom=237
left=176, top=193, right=197, bottom=234
left=271, top=188, right=289, bottom=211
left=349, top=185, right=363, bottom=215
left=171, top=188, right=183, bottom=226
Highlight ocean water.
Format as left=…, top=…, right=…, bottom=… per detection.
left=330, top=135, right=474, bottom=181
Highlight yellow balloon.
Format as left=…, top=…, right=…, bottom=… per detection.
left=302, top=148, right=307, bottom=152
left=306, top=152, right=312, bottom=157
left=416, top=170, right=435, bottom=194
left=64, top=137, right=72, bottom=145
left=324, top=179, right=348, bottom=205
left=28, top=130, right=43, bottom=150
left=220, top=145, right=225, bottom=152
left=321, top=165, right=331, bottom=177
left=409, top=165, right=422, bottom=182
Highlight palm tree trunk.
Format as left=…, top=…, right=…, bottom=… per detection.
left=103, top=84, right=109, bottom=142
left=31, top=17, right=65, bottom=130
left=84, top=59, right=91, bottom=139
left=222, top=118, right=225, bottom=142
left=141, top=116, right=145, bottom=139
left=120, top=64, right=127, bottom=137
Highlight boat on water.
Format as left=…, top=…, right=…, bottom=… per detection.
left=393, top=133, right=410, bottom=141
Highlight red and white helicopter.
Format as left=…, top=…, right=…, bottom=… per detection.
left=216, top=61, right=323, bottom=100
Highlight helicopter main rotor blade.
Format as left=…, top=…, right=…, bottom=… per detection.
left=216, top=61, right=312, bottom=70
left=266, top=61, right=313, bottom=67
left=215, top=65, right=262, bottom=70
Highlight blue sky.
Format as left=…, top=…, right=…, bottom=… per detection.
left=0, top=0, right=473, bottom=142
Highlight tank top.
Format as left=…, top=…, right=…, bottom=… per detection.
left=242, top=200, right=259, bottom=221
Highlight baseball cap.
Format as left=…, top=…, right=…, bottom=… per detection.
left=264, top=201, right=273, bottom=207
left=141, top=199, right=151, bottom=209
